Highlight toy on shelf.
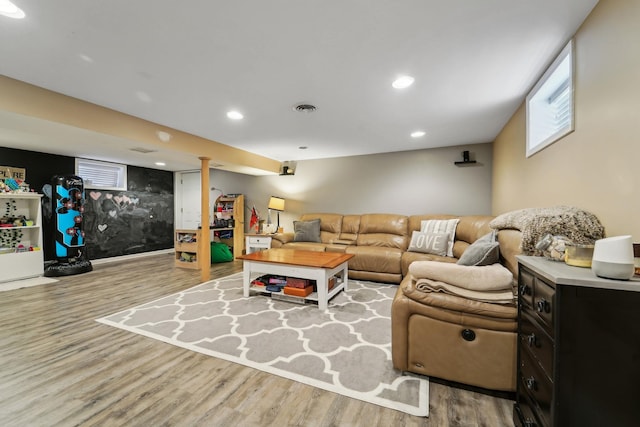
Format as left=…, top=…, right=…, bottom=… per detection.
left=1, top=178, right=32, bottom=193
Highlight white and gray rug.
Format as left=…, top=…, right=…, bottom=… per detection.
left=97, top=273, right=429, bottom=416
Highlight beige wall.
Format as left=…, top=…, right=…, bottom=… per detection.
left=492, top=0, right=639, bottom=241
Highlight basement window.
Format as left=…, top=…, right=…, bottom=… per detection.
left=526, top=39, right=574, bottom=157
left=75, top=158, right=127, bottom=190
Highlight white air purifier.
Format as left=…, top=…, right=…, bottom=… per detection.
left=591, top=235, right=635, bottom=280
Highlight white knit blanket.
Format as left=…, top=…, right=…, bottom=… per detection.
left=489, top=206, right=605, bottom=255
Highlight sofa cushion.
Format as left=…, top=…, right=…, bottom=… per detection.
left=346, top=245, right=403, bottom=274
left=293, top=219, right=321, bottom=242
left=457, top=232, right=500, bottom=266
left=357, top=214, right=409, bottom=249
left=408, top=231, right=449, bottom=256
left=339, top=214, right=361, bottom=243
left=420, top=219, right=459, bottom=257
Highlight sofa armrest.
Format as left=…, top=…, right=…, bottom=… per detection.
left=270, top=232, right=295, bottom=247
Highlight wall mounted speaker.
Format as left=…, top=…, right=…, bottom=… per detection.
left=279, top=161, right=297, bottom=176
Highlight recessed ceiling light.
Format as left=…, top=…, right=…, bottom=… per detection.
left=0, top=0, right=25, bottom=19
left=135, top=90, right=152, bottom=103
left=156, top=130, right=172, bottom=142
left=411, top=131, right=426, bottom=138
left=226, top=110, right=244, bottom=120
left=392, top=75, right=415, bottom=89
left=155, top=162, right=166, bottom=166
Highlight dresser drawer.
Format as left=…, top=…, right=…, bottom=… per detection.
left=532, top=277, right=555, bottom=332
left=520, top=348, right=552, bottom=427
left=519, top=268, right=535, bottom=308
left=515, top=392, right=547, bottom=427
left=247, top=236, right=271, bottom=245
left=520, top=311, right=554, bottom=378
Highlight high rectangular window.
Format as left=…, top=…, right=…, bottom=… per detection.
left=526, top=39, right=575, bottom=157
left=75, top=158, right=127, bottom=190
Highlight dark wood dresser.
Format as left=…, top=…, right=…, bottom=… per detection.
left=513, top=256, right=640, bottom=427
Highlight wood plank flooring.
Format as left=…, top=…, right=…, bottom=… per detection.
left=0, top=253, right=514, bottom=426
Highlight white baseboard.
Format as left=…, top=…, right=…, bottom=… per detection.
left=91, top=249, right=174, bottom=265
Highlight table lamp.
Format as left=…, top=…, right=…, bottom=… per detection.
left=268, top=196, right=285, bottom=233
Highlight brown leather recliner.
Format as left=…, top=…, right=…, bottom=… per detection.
left=391, top=228, right=522, bottom=392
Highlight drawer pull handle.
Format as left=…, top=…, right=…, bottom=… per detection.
left=524, top=419, right=537, bottom=427
left=525, top=376, right=537, bottom=391
left=519, top=284, right=531, bottom=296
left=536, top=298, right=550, bottom=313
left=527, top=333, right=537, bottom=347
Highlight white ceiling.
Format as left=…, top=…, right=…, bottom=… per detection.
left=0, top=0, right=598, bottom=172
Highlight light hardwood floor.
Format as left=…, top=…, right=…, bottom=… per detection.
left=0, top=253, right=514, bottom=427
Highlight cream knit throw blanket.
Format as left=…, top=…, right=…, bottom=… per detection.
left=489, top=206, right=605, bottom=255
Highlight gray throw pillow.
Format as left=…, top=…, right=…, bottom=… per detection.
left=457, top=232, right=500, bottom=266
left=293, top=219, right=321, bottom=242
left=408, top=231, right=450, bottom=256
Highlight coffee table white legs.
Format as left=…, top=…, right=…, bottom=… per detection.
left=241, top=260, right=349, bottom=310
left=242, top=265, right=252, bottom=298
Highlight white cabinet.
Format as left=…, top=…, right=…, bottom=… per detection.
left=0, top=193, right=44, bottom=283
left=245, top=235, right=272, bottom=254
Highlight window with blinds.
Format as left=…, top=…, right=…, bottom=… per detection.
left=75, top=158, right=127, bottom=190
left=526, top=39, right=574, bottom=157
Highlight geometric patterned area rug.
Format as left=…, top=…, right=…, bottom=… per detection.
left=97, top=273, right=429, bottom=416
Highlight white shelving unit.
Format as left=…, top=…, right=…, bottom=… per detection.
left=0, top=193, right=44, bottom=283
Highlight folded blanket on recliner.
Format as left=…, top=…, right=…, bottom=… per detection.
left=416, top=278, right=515, bottom=304
left=409, top=261, right=513, bottom=291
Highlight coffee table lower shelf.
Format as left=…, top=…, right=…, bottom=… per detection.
left=248, top=278, right=345, bottom=307
left=240, top=254, right=351, bottom=310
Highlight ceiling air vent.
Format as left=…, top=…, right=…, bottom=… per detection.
left=130, top=147, right=157, bottom=154
left=293, top=103, right=317, bottom=113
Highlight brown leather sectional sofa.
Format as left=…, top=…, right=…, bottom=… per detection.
left=270, top=213, right=512, bottom=283
left=271, top=212, right=523, bottom=392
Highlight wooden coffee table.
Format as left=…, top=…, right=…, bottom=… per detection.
left=237, top=248, right=354, bottom=310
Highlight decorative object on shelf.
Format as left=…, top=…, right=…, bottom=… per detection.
left=268, top=196, right=285, bottom=232
left=535, top=233, right=571, bottom=261
left=564, top=242, right=594, bottom=268
left=249, top=205, right=260, bottom=234
left=279, top=161, right=297, bottom=175
left=454, top=150, right=477, bottom=165
left=591, top=235, right=635, bottom=280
